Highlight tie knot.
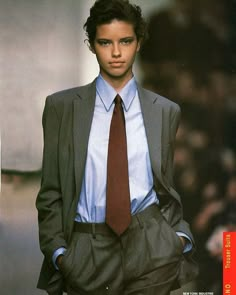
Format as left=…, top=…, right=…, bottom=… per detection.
left=115, top=94, right=122, bottom=105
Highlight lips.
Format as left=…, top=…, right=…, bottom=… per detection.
left=109, top=61, right=125, bottom=67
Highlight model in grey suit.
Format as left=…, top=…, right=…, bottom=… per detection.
left=36, top=1, right=198, bottom=294
left=36, top=79, right=198, bottom=293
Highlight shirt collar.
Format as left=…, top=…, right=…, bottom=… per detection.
left=96, top=74, right=137, bottom=112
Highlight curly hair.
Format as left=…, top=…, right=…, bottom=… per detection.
left=84, top=0, right=146, bottom=47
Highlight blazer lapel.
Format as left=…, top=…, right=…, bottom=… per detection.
left=73, top=80, right=96, bottom=202
left=137, top=85, right=168, bottom=189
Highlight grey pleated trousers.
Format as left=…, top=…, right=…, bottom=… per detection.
left=60, top=204, right=183, bottom=295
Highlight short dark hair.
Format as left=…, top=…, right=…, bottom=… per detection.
left=84, top=0, right=146, bottom=47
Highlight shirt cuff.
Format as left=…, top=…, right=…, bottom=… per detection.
left=52, top=247, right=67, bottom=270
left=176, top=231, right=193, bottom=253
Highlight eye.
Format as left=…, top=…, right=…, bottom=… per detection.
left=97, top=40, right=111, bottom=46
left=120, top=38, right=134, bottom=45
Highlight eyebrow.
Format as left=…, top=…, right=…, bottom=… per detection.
left=96, top=36, right=135, bottom=42
left=120, top=37, right=135, bottom=41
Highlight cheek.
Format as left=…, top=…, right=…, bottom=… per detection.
left=96, top=51, right=109, bottom=63
left=126, top=50, right=137, bottom=63
left=95, top=54, right=104, bottom=65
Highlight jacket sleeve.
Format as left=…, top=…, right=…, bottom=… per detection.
left=164, top=104, right=195, bottom=245
left=166, top=104, right=181, bottom=187
left=36, top=96, right=67, bottom=264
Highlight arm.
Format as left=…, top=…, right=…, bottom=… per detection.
left=166, top=104, right=181, bottom=187
left=36, top=96, right=67, bottom=265
left=167, top=105, right=195, bottom=249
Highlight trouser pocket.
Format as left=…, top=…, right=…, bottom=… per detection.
left=60, top=233, right=94, bottom=289
left=61, top=232, right=122, bottom=294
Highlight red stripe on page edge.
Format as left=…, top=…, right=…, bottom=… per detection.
left=223, top=232, right=236, bottom=295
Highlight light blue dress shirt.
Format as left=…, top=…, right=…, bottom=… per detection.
left=75, top=74, right=158, bottom=222
left=52, top=74, right=192, bottom=268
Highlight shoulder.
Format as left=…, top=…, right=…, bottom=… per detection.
left=137, top=84, right=180, bottom=113
left=43, top=79, right=96, bottom=120
left=46, top=79, right=96, bottom=106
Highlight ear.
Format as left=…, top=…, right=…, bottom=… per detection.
left=136, top=39, right=141, bottom=52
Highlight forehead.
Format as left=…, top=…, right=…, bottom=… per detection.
left=95, top=20, right=136, bottom=39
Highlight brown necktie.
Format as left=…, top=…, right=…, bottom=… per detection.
left=106, top=94, right=131, bottom=235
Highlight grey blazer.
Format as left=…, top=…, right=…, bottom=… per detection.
left=36, top=79, right=198, bottom=293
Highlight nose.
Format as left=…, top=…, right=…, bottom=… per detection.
left=112, top=43, right=121, bottom=57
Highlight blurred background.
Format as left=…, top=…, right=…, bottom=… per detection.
left=1, top=0, right=236, bottom=294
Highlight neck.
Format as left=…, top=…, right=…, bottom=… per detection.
left=100, top=72, right=133, bottom=92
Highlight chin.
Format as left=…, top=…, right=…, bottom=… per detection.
left=110, top=69, right=130, bottom=78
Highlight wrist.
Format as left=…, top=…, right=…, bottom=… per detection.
left=179, top=236, right=187, bottom=248
left=56, top=254, right=64, bottom=268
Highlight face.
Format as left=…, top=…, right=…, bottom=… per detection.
left=91, top=20, right=141, bottom=85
